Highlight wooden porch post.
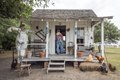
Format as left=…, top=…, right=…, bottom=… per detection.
left=101, top=19, right=105, bottom=57
left=74, top=21, right=77, bottom=58
left=46, top=21, right=49, bottom=58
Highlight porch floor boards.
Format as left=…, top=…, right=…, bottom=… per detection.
left=22, top=54, right=98, bottom=62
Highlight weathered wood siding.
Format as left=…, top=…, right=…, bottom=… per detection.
left=31, top=20, right=94, bottom=54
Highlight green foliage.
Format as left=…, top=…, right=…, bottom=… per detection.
left=0, top=0, right=49, bottom=19
left=23, top=0, right=50, bottom=8
left=0, top=0, right=50, bottom=50
left=94, top=20, right=120, bottom=42
left=0, top=0, right=30, bottom=19
left=0, top=18, right=32, bottom=50
left=0, top=18, right=19, bottom=49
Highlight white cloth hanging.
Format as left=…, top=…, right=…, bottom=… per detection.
left=7, top=27, right=30, bottom=63
left=16, top=30, right=28, bottom=63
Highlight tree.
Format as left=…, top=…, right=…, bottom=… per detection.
left=0, top=0, right=51, bottom=49
left=0, top=0, right=50, bottom=19
left=0, top=18, right=19, bottom=49
left=94, top=20, right=120, bottom=42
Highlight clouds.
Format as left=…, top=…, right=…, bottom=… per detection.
left=37, top=0, right=120, bottom=29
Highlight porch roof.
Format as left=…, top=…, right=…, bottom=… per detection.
left=32, top=9, right=98, bottom=20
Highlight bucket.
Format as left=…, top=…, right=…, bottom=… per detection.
left=77, top=51, right=84, bottom=57
left=39, top=51, right=46, bottom=58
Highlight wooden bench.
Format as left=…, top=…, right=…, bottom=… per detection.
left=18, top=64, right=31, bottom=76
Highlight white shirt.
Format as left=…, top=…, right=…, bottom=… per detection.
left=16, top=30, right=28, bottom=50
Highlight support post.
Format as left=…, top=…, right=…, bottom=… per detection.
left=73, top=61, right=78, bottom=68
left=74, top=21, right=77, bottom=58
left=46, top=21, right=49, bottom=58
left=92, top=25, right=95, bottom=44
left=44, top=61, right=48, bottom=69
left=101, top=19, right=105, bottom=57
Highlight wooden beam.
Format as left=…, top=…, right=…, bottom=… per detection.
left=46, top=21, right=49, bottom=58
left=101, top=19, right=105, bottom=57
left=30, top=16, right=113, bottom=22
left=91, top=21, right=101, bottom=27
left=74, top=21, right=77, bottom=58
left=98, top=16, right=113, bottom=19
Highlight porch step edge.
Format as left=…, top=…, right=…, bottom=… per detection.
left=49, top=62, right=65, bottom=65
left=47, top=67, right=65, bottom=70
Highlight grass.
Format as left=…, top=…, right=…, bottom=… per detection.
left=105, top=47, right=120, bottom=70
left=96, top=47, right=120, bottom=70
left=106, top=52, right=120, bottom=70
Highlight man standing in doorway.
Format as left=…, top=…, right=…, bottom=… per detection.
left=56, top=30, right=64, bottom=54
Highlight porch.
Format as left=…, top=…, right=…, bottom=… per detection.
left=22, top=54, right=98, bottom=62
left=22, top=53, right=99, bottom=69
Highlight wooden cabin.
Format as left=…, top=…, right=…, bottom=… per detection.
left=23, top=9, right=112, bottom=69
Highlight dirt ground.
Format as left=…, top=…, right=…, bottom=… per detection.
left=0, top=51, right=120, bottom=80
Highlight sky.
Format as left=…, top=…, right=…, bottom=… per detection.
left=36, top=0, right=120, bottom=29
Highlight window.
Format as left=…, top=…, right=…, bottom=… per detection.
left=77, top=27, right=84, bottom=39
left=77, top=27, right=84, bottom=45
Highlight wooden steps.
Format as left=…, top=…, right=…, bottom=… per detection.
left=47, top=59, right=65, bottom=74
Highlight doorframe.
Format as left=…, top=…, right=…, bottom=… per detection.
left=55, top=25, right=66, bottom=54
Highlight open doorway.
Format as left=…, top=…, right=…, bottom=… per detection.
left=55, top=25, right=66, bottom=54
